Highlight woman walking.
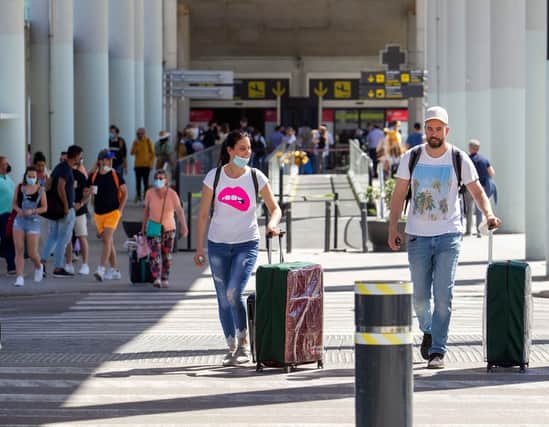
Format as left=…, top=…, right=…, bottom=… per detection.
left=194, top=130, right=282, bottom=367
left=142, top=169, right=188, bottom=288
left=11, top=166, right=47, bottom=287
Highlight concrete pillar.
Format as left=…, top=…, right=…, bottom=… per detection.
left=465, top=0, right=492, bottom=157
left=163, top=0, right=177, bottom=136
left=444, top=0, right=467, bottom=149
left=109, top=0, right=136, bottom=196
left=0, top=0, right=26, bottom=179
left=74, top=0, right=109, bottom=169
left=144, top=0, right=163, bottom=141
left=50, top=0, right=74, bottom=162
left=525, top=0, right=546, bottom=260
left=407, top=0, right=426, bottom=130
left=28, top=0, right=50, bottom=160
left=425, top=0, right=448, bottom=108
left=490, top=0, right=526, bottom=233
left=177, top=3, right=191, bottom=132
left=134, top=0, right=145, bottom=129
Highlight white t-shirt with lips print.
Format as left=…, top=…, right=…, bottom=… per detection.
left=203, top=166, right=268, bottom=244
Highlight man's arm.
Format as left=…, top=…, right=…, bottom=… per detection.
left=487, top=165, right=495, bottom=177
left=387, top=178, right=410, bottom=250
left=57, top=177, right=69, bottom=215
left=118, top=184, right=128, bottom=213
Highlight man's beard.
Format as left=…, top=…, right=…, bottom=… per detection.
left=427, top=136, right=444, bottom=148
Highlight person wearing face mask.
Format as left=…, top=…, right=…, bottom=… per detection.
left=194, top=130, right=282, bottom=367
left=142, top=169, right=188, bottom=288
left=11, top=166, right=48, bottom=287
left=0, top=156, right=16, bottom=276
left=89, top=149, right=128, bottom=282
left=108, top=125, right=127, bottom=177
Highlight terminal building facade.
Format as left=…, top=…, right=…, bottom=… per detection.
left=0, top=0, right=547, bottom=264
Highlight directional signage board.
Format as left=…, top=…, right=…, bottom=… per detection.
left=233, top=79, right=290, bottom=100
left=309, top=79, right=360, bottom=100
left=359, top=70, right=425, bottom=100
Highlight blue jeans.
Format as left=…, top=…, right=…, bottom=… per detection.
left=407, top=232, right=461, bottom=355
left=208, top=239, right=259, bottom=348
left=41, top=208, right=76, bottom=269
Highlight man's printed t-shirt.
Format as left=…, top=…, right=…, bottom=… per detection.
left=396, top=144, right=478, bottom=237
left=203, top=166, right=268, bottom=244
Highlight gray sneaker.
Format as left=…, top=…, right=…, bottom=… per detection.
left=427, top=353, right=445, bottom=369
left=222, top=351, right=236, bottom=367
left=233, top=346, right=251, bottom=364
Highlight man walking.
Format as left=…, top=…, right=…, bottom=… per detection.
left=41, top=145, right=83, bottom=277
left=466, top=139, right=497, bottom=236
left=90, top=149, right=128, bottom=282
left=108, top=125, right=127, bottom=177
left=130, top=127, right=155, bottom=203
left=388, top=106, right=501, bottom=369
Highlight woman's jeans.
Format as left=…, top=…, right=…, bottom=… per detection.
left=208, top=239, right=259, bottom=348
left=407, top=232, right=461, bottom=355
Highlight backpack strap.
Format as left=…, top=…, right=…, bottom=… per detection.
left=251, top=167, right=259, bottom=200
left=403, top=145, right=423, bottom=214
left=209, top=166, right=223, bottom=218
left=91, top=170, right=122, bottom=201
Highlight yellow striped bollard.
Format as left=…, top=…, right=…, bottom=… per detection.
left=355, top=281, right=413, bottom=427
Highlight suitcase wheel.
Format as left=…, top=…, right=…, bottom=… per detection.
left=256, top=363, right=264, bottom=373
left=486, top=363, right=494, bottom=373
left=520, top=364, right=527, bottom=373
left=317, top=360, right=324, bottom=369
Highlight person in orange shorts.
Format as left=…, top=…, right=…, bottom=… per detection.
left=89, top=149, right=128, bottom=281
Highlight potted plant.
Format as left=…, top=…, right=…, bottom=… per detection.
left=366, top=178, right=407, bottom=252
left=365, top=185, right=380, bottom=216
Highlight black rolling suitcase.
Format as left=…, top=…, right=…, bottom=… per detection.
left=128, top=246, right=154, bottom=284
left=484, top=230, right=532, bottom=372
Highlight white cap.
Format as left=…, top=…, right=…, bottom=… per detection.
left=424, top=106, right=449, bottom=125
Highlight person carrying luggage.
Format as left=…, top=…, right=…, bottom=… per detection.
left=142, top=169, right=188, bottom=288
left=194, top=130, right=282, bottom=367
left=387, top=106, right=502, bottom=369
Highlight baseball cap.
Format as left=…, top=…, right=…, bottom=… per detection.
left=424, top=106, right=449, bottom=125
left=97, top=149, right=115, bottom=160
left=468, top=138, right=480, bottom=148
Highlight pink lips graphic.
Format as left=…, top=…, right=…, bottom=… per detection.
left=218, top=186, right=251, bottom=211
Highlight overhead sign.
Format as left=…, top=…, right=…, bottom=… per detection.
left=309, top=79, right=359, bottom=100
left=164, top=69, right=234, bottom=99
left=233, top=79, right=290, bottom=100
left=359, top=70, right=424, bottom=100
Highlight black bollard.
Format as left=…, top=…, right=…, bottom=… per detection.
left=324, top=200, right=331, bottom=252
left=355, top=281, right=413, bottom=427
left=359, top=201, right=368, bottom=253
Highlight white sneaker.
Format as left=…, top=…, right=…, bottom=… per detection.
left=34, top=265, right=44, bottom=283
left=64, top=264, right=75, bottom=275
left=233, top=346, right=251, bottom=364
left=105, top=268, right=121, bottom=280
left=78, top=264, right=90, bottom=275
left=13, top=276, right=24, bottom=287
left=94, top=266, right=105, bottom=282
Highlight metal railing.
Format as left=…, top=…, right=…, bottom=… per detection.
left=176, top=144, right=222, bottom=177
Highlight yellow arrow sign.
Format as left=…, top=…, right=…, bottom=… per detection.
left=314, top=81, right=329, bottom=97
left=367, top=74, right=374, bottom=83
left=272, top=80, right=286, bottom=97
left=376, top=88, right=385, bottom=98
left=368, top=90, right=375, bottom=98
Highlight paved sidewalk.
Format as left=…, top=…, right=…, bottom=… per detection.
left=1, top=203, right=549, bottom=424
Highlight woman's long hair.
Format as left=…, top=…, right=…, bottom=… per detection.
left=218, top=130, right=248, bottom=166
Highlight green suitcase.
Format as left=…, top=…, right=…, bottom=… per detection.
left=253, top=235, right=324, bottom=372
left=484, top=260, right=532, bottom=372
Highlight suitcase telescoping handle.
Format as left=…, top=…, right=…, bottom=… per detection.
left=266, top=231, right=286, bottom=264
